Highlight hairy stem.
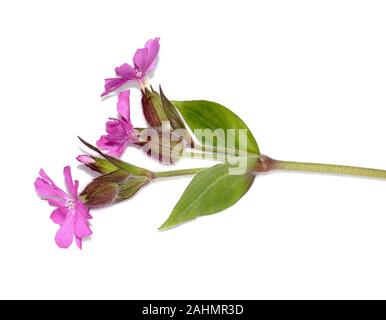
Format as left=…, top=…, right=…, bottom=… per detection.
left=270, top=158, right=386, bottom=179
left=153, top=167, right=207, bottom=178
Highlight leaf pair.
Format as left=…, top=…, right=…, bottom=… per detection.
left=159, top=100, right=260, bottom=229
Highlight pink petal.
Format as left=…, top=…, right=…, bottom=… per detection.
left=96, top=117, right=135, bottom=157
left=109, top=144, right=128, bottom=157
left=76, top=200, right=92, bottom=219
left=46, top=198, right=67, bottom=208
left=50, top=207, right=68, bottom=224
left=133, top=48, right=148, bottom=76
left=74, top=215, right=92, bottom=238
left=34, top=178, right=65, bottom=202
left=97, top=135, right=129, bottom=157
left=115, top=63, right=137, bottom=78
left=76, top=155, right=94, bottom=165
left=96, top=135, right=110, bottom=148
left=35, top=169, right=67, bottom=200
left=63, top=166, right=78, bottom=199
left=104, top=119, right=133, bottom=140
left=144, top=37, right=160, bottom=72
left=38, top=168, right=55, bottom=185
left=55, top=216, right=74, bottom=248
left=133, top=37, right=160, bottom=76
left=117, top=90, right=131, bottom=121
left=102, top=78, right=130, bottom=97
left=75, top=237, right=82, bottom=249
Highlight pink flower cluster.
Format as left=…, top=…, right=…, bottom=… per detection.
left=35, top=38, right=160, bottom=249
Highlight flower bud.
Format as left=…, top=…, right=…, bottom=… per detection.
left=117, top=176, right=150, bottom=201
left=77, top=155, right=118, bottom=174
left=80, top=170, right=128, bottom=206
left=159, top=86, right=186, bottom=131
left=137, top=126, right=185, bottom=164
left=81, top=180, right=120, bottom=207
left=141, top=87, right=168, bottom=128
left=80, top=169, right=151, bottom=207
left=78, top=137, right=153, bottom=178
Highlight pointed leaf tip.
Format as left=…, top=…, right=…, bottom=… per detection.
left=159, top=163, right=256, bottom=230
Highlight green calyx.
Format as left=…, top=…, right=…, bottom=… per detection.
left=141, top=86, right=188, bottom=131
left=78, top=137, right=152, bottom=178
left=81, top=170, right=151, bottom=207
left=141, top=87, right=169, bottom=128
left=85, top=156, right=119, bottom=174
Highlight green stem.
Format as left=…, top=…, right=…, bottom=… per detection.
left=153, top=167, right=207, bottom=178
left=271, top=159, right=386, bottom=179
left=182, top=150, right=233, bottom=162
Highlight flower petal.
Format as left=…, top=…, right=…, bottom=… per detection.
left=76, top=200, right=92, bottom=219
left=96, top=117, right=134, bottom=157
left=38, top=168, right=55, bottom=185
left=74, top=215, right=92, bottom=238
left=144, top=37, right=160, bottom=72
left=46, top=198, right=67, bottom=208
left=133, top=48, right=148, bottom=75
left=104, top=119, right=132, bottom=140
left=54, top=216, right=74, bottom=248
left=34, top=178, right=65, bottom=203
left=117, top=90, right=131, bottom=122
left=63, top=166, right=78, bottom=199
left=76, top=155, right=94, bottom=165
left=102, top=78, right=130, bottom=97
left=36, top=169, right=67, bottom=198
left=75, top=237, right=82, bottom=250
left=115, top=63, right=137, bottom=78
left=35, top=169, right=67, bottom=200
left=50, top=207, right=68, bottom=224
left=133, top=37, right=160, bottom=76
left=97, top=135, right=129, bottom=157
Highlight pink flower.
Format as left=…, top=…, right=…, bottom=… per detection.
left=76, top=155, right=94, bottom=165
left=34, top=166, right=92, bottom=249
left=97, top=90, right=137, bottom=157
left=101, top=37, right=160, bottom=97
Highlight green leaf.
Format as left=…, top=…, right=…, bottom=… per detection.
left=159, top=163, right=256, bottom=230
left=173, top=100, right=260, bottom=155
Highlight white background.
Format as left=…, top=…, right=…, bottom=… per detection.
left=1, top=0, right=386, bottom=299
